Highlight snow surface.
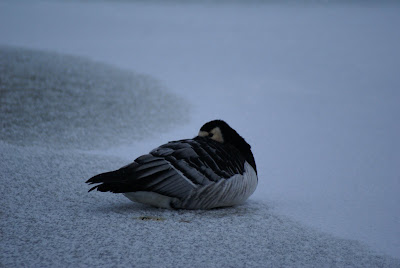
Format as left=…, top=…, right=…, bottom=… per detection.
left=1, top=0, right=400, bottom=266
left=0, top=47, right=189, bottom=149
left=1, top=138, right=399, bottom=267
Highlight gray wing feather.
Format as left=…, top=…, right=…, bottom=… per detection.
left=86, top=137, right=247, bottom=201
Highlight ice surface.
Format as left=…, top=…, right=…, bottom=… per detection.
left=1, top=140, right=399, bottom=267
left=1, top=0, right=400, bottom=266
left=0, top=46, right=189, bottom=149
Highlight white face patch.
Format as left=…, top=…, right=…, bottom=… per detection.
left=198, top=127, right=224, bottom=143
left=210, top=127, right=224, bottom=143
left=198, top=131, right=209, bottom=137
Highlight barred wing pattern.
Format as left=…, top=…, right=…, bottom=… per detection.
left=87, top=136, right=257, bottom=209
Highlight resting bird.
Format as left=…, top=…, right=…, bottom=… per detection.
left=86, top=120, right=257, bottom=209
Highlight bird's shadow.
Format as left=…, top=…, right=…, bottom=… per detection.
left=93, top=199, right=266, bottom=222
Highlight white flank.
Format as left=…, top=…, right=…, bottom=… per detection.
left=124, top=192, right=177, bottom=209
left=122, top=162, right=257, bottom=210
left=179, top=161, right=258, bottom=209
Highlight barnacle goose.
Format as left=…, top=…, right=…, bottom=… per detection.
left=86, top=120, right=257, bottom=209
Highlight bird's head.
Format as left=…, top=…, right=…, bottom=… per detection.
left=198, top=120, right=249, bottom=148
left=198, top=120, right=225, bottom=143
left=198, top=119, right=257, bottom=174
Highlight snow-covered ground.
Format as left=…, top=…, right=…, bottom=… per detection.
left=1, top=0, right=400, bottom=266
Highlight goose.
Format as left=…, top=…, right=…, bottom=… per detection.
left=86, top=120, right=257, bottom=209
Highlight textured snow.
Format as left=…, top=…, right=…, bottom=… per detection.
left=0, top=47, right=189, bottom=149
left=1, top=142, right=399, bottom=267
left=1, top=0, right=400, bottom=267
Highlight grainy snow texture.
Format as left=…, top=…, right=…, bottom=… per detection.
left=1, top=0, right=400, bottom=267
left=1, top=141, right=398, bottom=267
left=0, top=47, right=188, bottom=149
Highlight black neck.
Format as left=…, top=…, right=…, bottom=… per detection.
left=232, top=138, right=257, bottom=174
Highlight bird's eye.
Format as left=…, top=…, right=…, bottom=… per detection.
left=209, top=132, right=214, bottom=138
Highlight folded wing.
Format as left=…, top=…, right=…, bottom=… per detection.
left=86, top=137, right=247, bottom=200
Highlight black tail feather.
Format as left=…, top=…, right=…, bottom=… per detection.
left=86, top=169, right=125, bottom=184
left=86, top=164, right=138, bottom=193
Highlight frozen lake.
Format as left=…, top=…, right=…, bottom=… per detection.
left=1, top=0, right=399, bottom=266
